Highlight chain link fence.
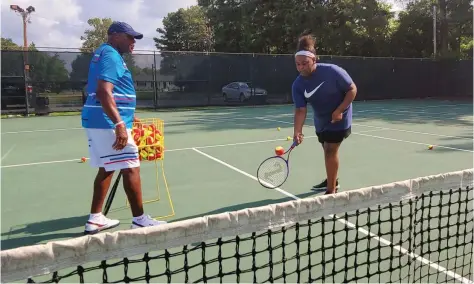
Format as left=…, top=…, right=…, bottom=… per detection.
left=1, top=49, right=471, bottom=115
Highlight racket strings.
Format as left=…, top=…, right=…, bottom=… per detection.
left=257, top=157, right=288, bottom=188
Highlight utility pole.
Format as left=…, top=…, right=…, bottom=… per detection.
left=10, top=5, right=35, bottom=61
left=10, top=4, right=35, bottom=116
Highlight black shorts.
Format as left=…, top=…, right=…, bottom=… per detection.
left=316, top=127, right=351, bottom=144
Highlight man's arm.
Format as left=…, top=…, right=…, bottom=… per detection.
left=96, top=80, right=123, bottom=125
left=94, top=48, right=126, bottom=126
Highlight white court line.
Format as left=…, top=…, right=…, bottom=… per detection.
left=365, top=103, right=470, bottom=110
left=257, top=118, right=474, bottom=153
left=1, top=127, right=82, bottom=134
left=1, top=158, right=82, bottom=168
left=192, top=148, right=472, bottom=284
left=192, top=148, right=297, bottom=199
left=351, top=123, right=473, bottom=140
left=356, top=128, right=389, bottom=134
left=0, top=136, right=318, bottom=169
left=357, top=109, right=473, bottom=121
left=1, top=145, right=16, bottom=161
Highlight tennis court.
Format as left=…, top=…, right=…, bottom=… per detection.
left=1, top=99, right=473, bottom=283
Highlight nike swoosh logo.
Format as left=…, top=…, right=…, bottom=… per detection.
left=304, top=82, right=325, bottom=99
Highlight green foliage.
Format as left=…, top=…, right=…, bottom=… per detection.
left=80, top=18, right=114, bottom=53
left=1, top=38, right=69, bottom=84
left=155, top=0, right=472, bottom=59
left=70, top=17, right=144, bottom=82
left=154, top=6, right=213, bottom=52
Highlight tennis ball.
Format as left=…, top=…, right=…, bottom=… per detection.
left=146, top=136, right=155, bottom=145
left=286, top=136, right=291, bottom=141
left=81, top=157, right=87, bottom=163
left=147, top=153, right=156, bottom=161
left=275, top=146, right=284, bottom=156
left=133, top=133, right=141, bottom=143
left=428, top=145, right=434, bottom=150
left=140, top=150, right=148, bottom=160
left=277, top=127, right=281, bottom=131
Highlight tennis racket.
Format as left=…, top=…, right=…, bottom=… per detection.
left=103, top=171, right=122, bottom=216
left=257, top=140, right=298, bottom=189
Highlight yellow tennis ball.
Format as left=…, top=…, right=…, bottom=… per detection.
left=428, top=145, right=434, bottom=150
left=287, top=136, right=292, bottom=141
left=277, top=127, right=281, bottom=131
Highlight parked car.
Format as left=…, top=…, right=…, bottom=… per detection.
left=221, top=82, right=267, bottom=102
left=1, top=76, right=35, bottom=110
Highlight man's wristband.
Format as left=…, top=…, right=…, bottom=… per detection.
left=114, top=121, right=125, bottom=127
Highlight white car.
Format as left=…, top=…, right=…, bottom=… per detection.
left=222, top=82, right=267, bottom=102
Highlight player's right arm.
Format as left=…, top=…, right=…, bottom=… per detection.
left=292, top=80, right=307, bottom=144
left=95, top=48, right=128, bottom=150
left=96, top=80, right=122, bottom=126
left=95, top=48, right=125, bottom=126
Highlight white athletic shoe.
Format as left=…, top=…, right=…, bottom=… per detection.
left=84, top=214, right=120, bottom=235
left=131, top=215, right=167, bottom=229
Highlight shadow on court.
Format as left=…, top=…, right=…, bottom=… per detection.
left=146, top=101, right=474, bottom=135
left=170, top=191, right=321, bottom=223
left=1, top=215, right=87, bottom=250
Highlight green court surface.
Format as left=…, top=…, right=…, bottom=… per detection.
left=1, top=99, right=473, bottom=282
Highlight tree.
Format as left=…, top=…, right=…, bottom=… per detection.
left=70, top=17, right=142, bottom=84
left=154, top=6, right=214, bottom=52
left=394, top=0, right=473, bottom=58
left=80, top=18, right=114, bottom=53
left=1, top=38, right=69, bottom=91
left=390, top=0, right=436, bottom=57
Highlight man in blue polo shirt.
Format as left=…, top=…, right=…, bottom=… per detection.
left=292, top=34, right=357, bottom=194
left=81, top=21, right=166, bottom=234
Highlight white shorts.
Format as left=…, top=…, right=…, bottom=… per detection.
left=86, top=128, right=140, bottom=172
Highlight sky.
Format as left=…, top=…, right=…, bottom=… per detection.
left=1, top=0, right=197, bottom=51
left=1, top=0, right=404, bottom=57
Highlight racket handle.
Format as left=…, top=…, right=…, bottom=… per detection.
left=291, top=140, right=298, bottom=148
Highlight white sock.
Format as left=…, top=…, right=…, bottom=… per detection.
left=133, top=214, right=145, bottom=223
left=89, top=213, right=103, bottom=220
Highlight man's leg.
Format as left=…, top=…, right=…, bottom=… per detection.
left=84, top=128, right=121, bottom=235
left=84, top=167, right=121, bottom=235
left=323, top=142, right=341, bottom=194
left=90, top=167, right=115, bottom=214
left=121, top=167, right=144, bottom=217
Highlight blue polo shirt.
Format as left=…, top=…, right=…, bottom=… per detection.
left=81, top=43, right=136, bottom=129
left=292, top=63, right=353, bottom=133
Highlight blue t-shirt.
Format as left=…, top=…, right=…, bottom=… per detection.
left=292, top=63, right=353, bottom=133
left=81, top=43, right=136, bottom=129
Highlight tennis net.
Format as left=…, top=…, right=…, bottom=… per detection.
left=2, top=169, right=473, bottom=283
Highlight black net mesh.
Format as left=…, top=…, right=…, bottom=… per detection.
left=20, top=185, right=472, bottom=284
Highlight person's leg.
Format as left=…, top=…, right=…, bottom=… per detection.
left=101, top=128, right=167, bottom=229
left=84, top=129, right=120, bottom=235
left=90, top=167, right=115, bottom=214
left=323, top=142, right=341, bottom=194
left=121, top=166, right=144, bottom=217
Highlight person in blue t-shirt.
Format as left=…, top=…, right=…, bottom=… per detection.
left=81, top=21, right=166, bottom=234
left=291, top=34, right=357, bottom=194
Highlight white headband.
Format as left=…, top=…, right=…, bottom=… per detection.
left=295, top=50, right=315, bottom=58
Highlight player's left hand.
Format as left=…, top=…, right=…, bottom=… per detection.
left=331, top=110, right=343, bottom=123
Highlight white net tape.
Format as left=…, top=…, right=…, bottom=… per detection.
left=1, top=168, right=472, bottom=282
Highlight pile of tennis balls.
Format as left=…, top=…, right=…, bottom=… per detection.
left=132, top=122, right=164, bottom=161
